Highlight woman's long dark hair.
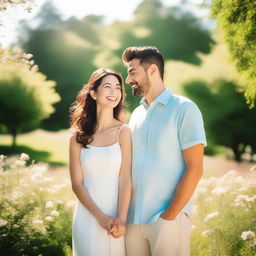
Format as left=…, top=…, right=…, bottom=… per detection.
left=69, top=68, right=126, bottom=148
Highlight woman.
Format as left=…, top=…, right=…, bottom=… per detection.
left=69, top=68, right=132, bottom=256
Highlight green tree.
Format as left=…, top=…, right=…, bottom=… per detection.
left=19, top=0, right=214, bottom=127
left=184, top=79, right=256, bottom=162
left=211, top=0, right=256, bottom=107
left=20, top=2, right=103, bottom=130
left=0, top=47, right=60, bottom=147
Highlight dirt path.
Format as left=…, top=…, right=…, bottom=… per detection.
left=47, top=155, right=255, bottom=178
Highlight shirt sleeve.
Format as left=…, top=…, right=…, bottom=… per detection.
left=178, top=101, right=207, bottom=150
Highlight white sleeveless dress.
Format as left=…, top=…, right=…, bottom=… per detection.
left=72, top=125, right=126, bottom=256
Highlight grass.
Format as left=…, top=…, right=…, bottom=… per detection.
left=0, top=129, right=70, bottom=165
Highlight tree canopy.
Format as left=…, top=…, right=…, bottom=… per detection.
left=211, top=0, right=256, bottom=107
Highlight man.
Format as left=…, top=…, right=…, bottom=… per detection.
left=122, top=46, right=207, bottom=256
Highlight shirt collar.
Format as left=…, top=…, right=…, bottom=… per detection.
left=140, top=88, right=172, bottom=108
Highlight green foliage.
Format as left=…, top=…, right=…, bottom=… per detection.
left=184, top=79, right=256, bottom=162
left=0, top=48, right=60, bottom=146
left=19, top=0, right=213, bottom=128
left=192, top=170, right=256, bottom=255
left=0, top=154, right=74, bottom=256
left=164, top=35, right=238, bottom=94
left=211, top=0, right=256, bottom=107
left=1, top=155, right=256, bottom=255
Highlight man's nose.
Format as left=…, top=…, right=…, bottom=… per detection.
left=125, top=75, right=131, bottom=85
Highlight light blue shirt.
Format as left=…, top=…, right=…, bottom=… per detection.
left=128, top=88, right=207, bottom=224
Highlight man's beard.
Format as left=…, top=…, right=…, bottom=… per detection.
left=132, top=78, right=151, bottom=97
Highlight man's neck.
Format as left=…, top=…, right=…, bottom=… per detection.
left=144, top=83, right=166, bottom=107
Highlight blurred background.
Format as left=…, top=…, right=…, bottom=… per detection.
left=0, top=1, right=255, bottom=255
left=0, top=0, right=255, bottom=167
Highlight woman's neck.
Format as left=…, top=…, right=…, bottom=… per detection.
left=95, top=106, right=116, bottom=131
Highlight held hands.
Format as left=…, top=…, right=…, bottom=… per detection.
left=96, top=213, right=126, bottom=238
left=108, top=219, right=126, bottom=238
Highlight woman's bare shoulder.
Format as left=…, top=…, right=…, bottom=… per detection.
left=119, top=124, right=132, bottom=139
left=69, top=134, right=82, bottom=148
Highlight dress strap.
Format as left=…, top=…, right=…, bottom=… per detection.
left=116, top=124, right=127, bottom=143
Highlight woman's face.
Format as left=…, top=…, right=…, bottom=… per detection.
left=91, top=74, right=122, bottom=109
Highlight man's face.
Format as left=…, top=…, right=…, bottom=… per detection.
left=126, top=58, right=151, bottom=97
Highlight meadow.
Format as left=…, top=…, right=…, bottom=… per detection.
left=0, top=153, right=255, bottom=256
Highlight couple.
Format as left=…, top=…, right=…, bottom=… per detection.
left=69, top=46, right=207, bottom=256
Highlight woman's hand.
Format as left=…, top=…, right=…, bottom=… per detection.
left=96, top=213, right=117, bottom=231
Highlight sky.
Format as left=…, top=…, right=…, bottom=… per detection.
left=0, top=0, right=210, bottom=48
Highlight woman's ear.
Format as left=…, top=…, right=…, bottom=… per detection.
left=89, top=90, right=97, bottom=100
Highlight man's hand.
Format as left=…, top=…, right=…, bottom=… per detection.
left=160, top=211, right=176, bottom=221
left=108, top=219, right=126, bottom=238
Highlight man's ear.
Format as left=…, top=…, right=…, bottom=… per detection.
left=148, top=64, right=157, bottom=76
left=89, top=90, right=96, bottom=100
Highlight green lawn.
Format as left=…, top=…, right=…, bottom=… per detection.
left=0, top=129, right=70, bottom=166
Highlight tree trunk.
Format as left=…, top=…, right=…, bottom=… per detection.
left=232, top=146, right=242, bottom=162
left=11, top=129, right=17, bottom=148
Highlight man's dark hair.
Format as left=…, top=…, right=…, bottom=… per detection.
left=122, top=46, right=164, bottom=79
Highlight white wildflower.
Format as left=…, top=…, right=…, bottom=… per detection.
left=201, top=229, right=214, bottom=236
left=53, top=184, right=67, bottom=191
left=207, top=177, right=218, bottom=186
left=223, top=170, right=237, bottom=178
left=204, top=211, right=219, bottom=222
left=11, top=190, right=23, bottom=199
left=20, top=153, right=29, bottom=161
left=46, top=188, right=57, bottom=193
left=66, top=201, right=76, bottom=208
left=45, top=201, right=54, bottom=208
left=234, top=176, right=244, bottom=183
left=241, top=231, right=255, bottom=240
left=0, top=155, right=6, bottom=162
left=31, top=165, right=47, bottom=174
left=196, top=187, right=207, bottom=194
left=45, top=216, right=54, bottom=222
left=211, top=187, right=227, bottom=195
left=198, top=178, right=208, bottom=187
left=15, top=160, right=26, bottom=167
left=32, top=219, right=43, bottom=225
left=50, top=210, right=59, bottom=217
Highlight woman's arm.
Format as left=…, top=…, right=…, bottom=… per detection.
left=111, top=125, right=132, bottom=237
left=69, top=135, right=116, bottom=231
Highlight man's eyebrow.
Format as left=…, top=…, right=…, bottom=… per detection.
left=128, top=68, right=136, bottom=73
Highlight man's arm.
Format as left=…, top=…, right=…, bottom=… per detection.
left=160, top=143, right=204, bottom=220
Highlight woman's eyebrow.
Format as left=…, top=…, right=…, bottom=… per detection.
left=102, top=82, right=121, bottom=86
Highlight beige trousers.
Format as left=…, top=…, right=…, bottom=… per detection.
left=125, top=212, right=192, bottom=256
